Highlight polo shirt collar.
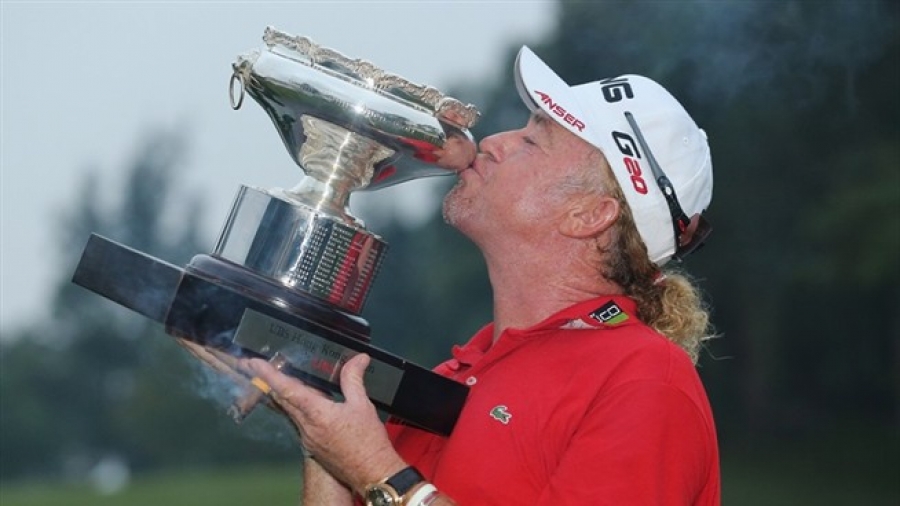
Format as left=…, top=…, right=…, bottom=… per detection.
left=450, top=295, right=639, bottom=368
left=532, top=295, right=639, bottom=331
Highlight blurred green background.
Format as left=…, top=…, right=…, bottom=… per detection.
left=2, top=1, right=898, bottom=504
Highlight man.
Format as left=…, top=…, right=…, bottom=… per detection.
left=247, top=46, right=720, bottom=505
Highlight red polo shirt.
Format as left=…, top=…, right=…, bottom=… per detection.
left=386, top=296, right=720, bottom=505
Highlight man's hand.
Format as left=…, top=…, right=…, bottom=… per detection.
left=246, top=354, right=408, bottom=494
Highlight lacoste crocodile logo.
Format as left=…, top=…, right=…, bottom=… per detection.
left=490, top=405, right=512, bottom=424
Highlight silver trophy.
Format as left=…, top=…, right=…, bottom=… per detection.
left=72, top=27, right=478, bottom=435
left=223, top=26, right=478, bottom=314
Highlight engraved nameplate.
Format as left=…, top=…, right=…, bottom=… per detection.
left=234, top=308, right=404, bottom=404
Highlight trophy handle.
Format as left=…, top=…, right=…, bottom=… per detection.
left=229, top=73, right=246, bottom=110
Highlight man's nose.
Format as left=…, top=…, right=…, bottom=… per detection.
left=478, top=132, right=508, bottom=163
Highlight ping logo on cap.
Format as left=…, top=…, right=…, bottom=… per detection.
left=589, top=301, right=629, bottom=325
left=599, top=77, right=634, bottom=103
left=533, top=90, right=586, bottom=132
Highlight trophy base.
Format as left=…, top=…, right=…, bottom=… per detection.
left=72, top=234, right=468, bottom=436
left=183, top=254, right=371, bottom=345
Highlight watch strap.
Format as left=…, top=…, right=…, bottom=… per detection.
left=385, top=466, right=424, bottom=497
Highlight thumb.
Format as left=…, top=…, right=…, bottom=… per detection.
left=340, top=353, right=371, bottom=403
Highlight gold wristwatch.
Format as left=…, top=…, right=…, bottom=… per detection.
left=364, top=466, right=425, bottom=506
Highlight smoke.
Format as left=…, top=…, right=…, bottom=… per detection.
left=184, top=341, right=299, bottom=447
left=671, top=1, right=897, bottom=111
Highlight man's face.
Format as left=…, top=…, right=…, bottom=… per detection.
left=443, top=113, right=596, bottom=245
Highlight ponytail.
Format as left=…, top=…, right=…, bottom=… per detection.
left=601, top=184, right=712, bottom=363
left=573, top=148, right=712, bottom=362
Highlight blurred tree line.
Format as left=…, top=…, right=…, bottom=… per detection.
left=0, top=132, right=299, bottom=481
left=1, top=0, right=897, bottom=491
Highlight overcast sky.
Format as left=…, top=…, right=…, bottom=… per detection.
left=0, top=1, right=555, bottom=335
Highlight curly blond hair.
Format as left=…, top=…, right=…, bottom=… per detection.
left=571, top=150, right=712, bottom=363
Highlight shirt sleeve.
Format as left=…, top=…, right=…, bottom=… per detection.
left=535, top=379, right=717, bottom=506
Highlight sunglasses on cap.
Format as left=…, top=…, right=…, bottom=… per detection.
left=624, top=112, right=712, bottom=262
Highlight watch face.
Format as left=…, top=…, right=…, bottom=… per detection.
left=366, top=488, right=395, bottom=506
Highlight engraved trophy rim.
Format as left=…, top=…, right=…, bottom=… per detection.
left=256, top=26, right=480, bottom=130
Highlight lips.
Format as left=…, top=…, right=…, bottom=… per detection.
left=461, top=157, right=483, bottom=178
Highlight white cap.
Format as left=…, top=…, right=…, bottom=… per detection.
left=514, top=46, right=713, bottom=265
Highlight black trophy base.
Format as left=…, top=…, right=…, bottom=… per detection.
left=72, top=233, right=468, bottom=436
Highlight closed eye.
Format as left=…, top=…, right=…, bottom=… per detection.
left=523, top=135, right=547, bottom=154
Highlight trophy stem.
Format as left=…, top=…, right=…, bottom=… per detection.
left=280, top=116, right=395, bottom=224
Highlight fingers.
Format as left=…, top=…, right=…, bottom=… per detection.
left=246, top=358, right=286, bottom=389
left=246, top=353, right=373, bottom=407
left=246, top=358, right=308, bottom=407
left=340, top=354, right=371, bottom=404
left=241, top=354, right=394, bottom=484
